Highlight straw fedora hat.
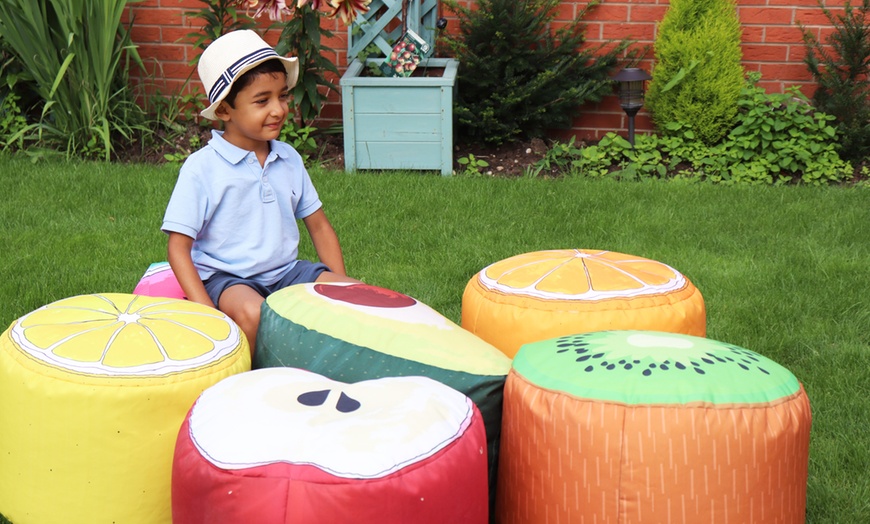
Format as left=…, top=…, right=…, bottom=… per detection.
left=198, top=30, right=299, bottom=121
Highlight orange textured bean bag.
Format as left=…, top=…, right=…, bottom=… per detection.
left=496, top=330, right=812, bottom=524
left=462, top=249, right=706, bottom=358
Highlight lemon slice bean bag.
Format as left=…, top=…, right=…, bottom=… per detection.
left=462, top=249, right=707, bottom=358
left=0, top=293, right=250, bottom=524
left=496, top=330, right=812, bottom=524
left=173, top=368, right=488, bottom=523
left=255, top=282, right=511, bottom=511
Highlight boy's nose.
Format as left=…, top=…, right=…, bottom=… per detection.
left=270, top=99, right=288, bottom=116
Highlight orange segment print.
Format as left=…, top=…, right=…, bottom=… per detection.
left=478, top=250, right=687, bottom=300
left=496, top=370, right=812, bottom=524
left=462, top=250, right=706, bottom=358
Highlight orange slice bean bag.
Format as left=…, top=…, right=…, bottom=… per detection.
left=496, top=330, right=812, bottom=524
left=462, top=249, right=707, bottom=358
left=0, top=294, right=250, bottom=524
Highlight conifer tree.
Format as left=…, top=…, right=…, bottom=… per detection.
left=801, top=0, right=870, bottom=161
left=444, top=0, right=631, bottom=145
left=646, top=0, right=744, bottom=145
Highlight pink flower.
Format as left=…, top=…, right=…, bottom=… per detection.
left=236, top=0, right=369, bottom=24
left=330, top=0, right=372, bottom=25
left=238, top=0, right=291, bottom=20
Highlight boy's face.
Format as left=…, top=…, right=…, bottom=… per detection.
left=215, top=72, right=290, bottom=151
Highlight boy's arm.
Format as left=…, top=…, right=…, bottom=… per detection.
left=302, top=208, right=347, bottom=276
left=167, top=232, right=216, bottom=308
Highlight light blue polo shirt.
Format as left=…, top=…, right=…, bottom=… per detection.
left=162, top=130, right=322, bottom=285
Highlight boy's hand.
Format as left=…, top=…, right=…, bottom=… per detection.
left=167, top=232, right=216, bottom=309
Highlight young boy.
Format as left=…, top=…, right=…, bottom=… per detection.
left=162, top=30, right=357, bottom=352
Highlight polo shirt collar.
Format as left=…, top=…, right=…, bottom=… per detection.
left=208, top=129, right=294, bottom=164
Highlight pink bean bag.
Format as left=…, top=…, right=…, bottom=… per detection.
left=133, top=262, right=186, bottom=299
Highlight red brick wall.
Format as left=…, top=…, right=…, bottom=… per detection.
left=126, top=0, right=846, bottom=141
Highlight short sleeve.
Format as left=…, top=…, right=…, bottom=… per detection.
left=162, top=159, right=209, bottom=239
left=290, top=157, right=322, bottom=220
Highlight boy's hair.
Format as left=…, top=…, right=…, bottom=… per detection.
left=223, top=58, right=289, bottom=108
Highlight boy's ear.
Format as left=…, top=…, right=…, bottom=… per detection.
left=214, top=101, right=232, bottom=122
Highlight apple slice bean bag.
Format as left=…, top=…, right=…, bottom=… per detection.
left=172, top=367, right=489, bottom=523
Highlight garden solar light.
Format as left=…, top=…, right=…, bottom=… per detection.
left=613, top=67, right=651, bottom=146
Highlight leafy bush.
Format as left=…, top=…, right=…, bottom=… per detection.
left=0, top=91, right=27, bottom=149
left=0, top=38, right=30, bottom=148
left=0, top=0, right=147, bottom=160
left=801, top=0, right=870, bottom=162
left=443, top=0, right=631, bottom=145
left=534, top=74, right=854, bottom=185
left=646, top=0, right=744, bottom=145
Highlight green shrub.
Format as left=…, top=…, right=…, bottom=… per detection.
left=800, top=0, right=870, bottom=162
left=0, top=0, right=147, bottom=160
left=534, top=74, right=854, bottom=185
left=443, top=0, right=631, bottom=145
left=646, top=0, right=744, bottom=145
left=0, top=38, right=30, bottom=149
left=0, top=91, right=27, bottom=149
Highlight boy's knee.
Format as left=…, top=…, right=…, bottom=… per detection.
left=233, top=302, right=261, bottom=333
left=219, top=286, right=264, bottom=332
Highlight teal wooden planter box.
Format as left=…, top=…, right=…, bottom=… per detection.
left=340, top=57, right=458, bottom=175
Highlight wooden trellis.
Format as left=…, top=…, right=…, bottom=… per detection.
left=347, top=0, right=439, bottom=60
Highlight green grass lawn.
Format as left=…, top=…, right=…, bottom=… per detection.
left=1, top=153, right=868, bottom=522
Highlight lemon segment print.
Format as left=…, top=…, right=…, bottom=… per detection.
left=10, top=293, right=241, bottom=376
left=478, top=249, right=687, bottom=300
left=0, top=293, right=250, bottom=524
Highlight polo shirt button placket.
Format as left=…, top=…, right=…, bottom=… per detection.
left=259, top=164, right=276, bottom=203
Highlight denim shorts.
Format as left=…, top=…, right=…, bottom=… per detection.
left=203, top=260, right=330, bottom=308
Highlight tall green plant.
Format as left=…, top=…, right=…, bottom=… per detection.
left=646, top=0, right=744, bottom=145
left=0, top=0, right=146, bottom=160
left=443, top=0, right=632, bottom=145
left=274, top=4, right=339, bottom=127
left=800, top=0, right=870, bottom=162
